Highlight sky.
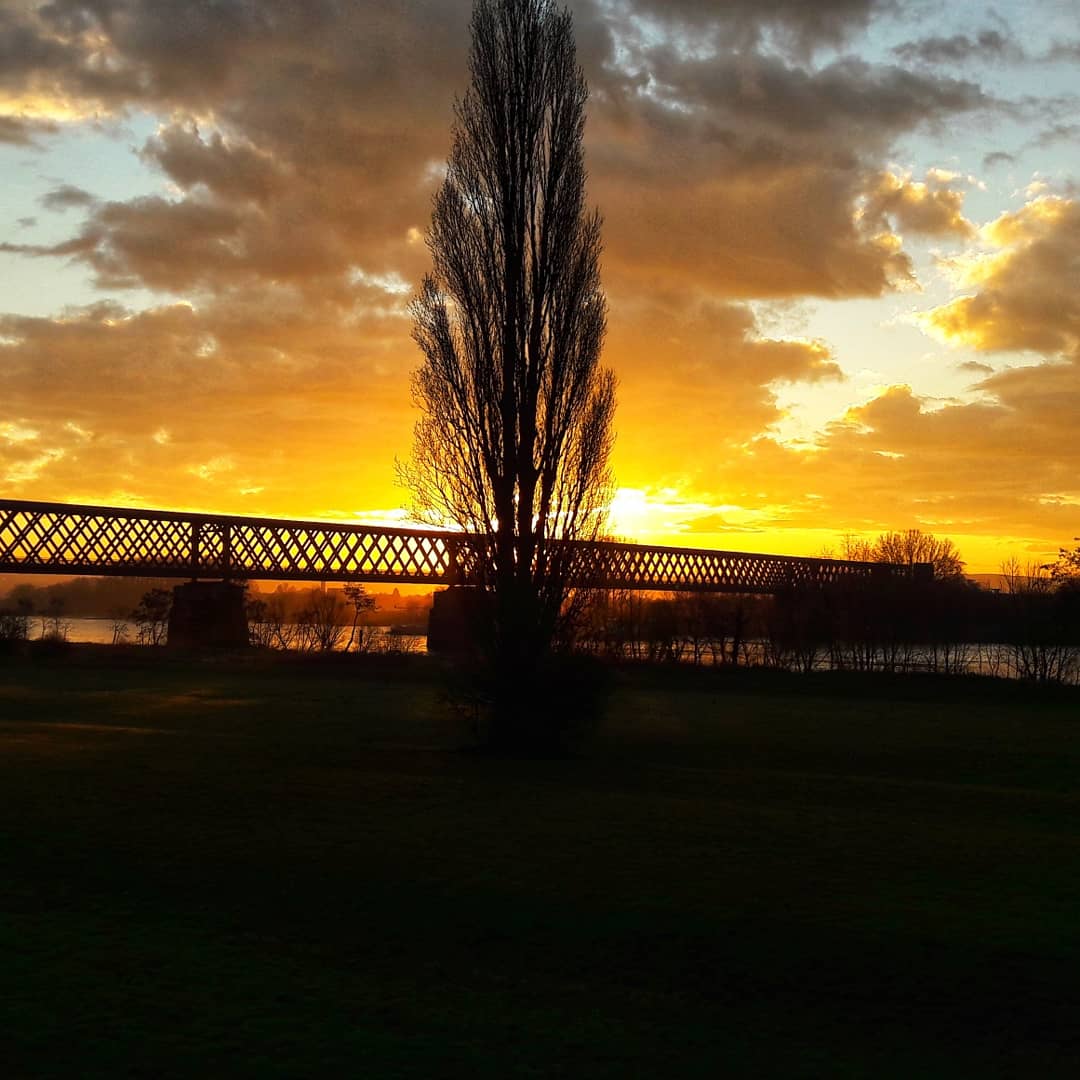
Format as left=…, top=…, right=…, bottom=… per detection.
left=1, top=0, right=1079, bottom=574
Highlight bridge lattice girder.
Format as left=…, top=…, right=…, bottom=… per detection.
left=0, top=499, right=924, bottom=593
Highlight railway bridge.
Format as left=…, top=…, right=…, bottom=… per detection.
left=0, top=498, right=929, bottom=647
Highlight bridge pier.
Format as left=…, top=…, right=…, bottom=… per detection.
left=167, top=581, right=249, bottom=650
left=427, top=586, right=490, bottom=655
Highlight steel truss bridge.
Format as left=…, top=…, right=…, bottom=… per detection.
left=0, top=499, right=926, bottom=594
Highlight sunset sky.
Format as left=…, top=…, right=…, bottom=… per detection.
left=2, top=0, right=1080, bottom=573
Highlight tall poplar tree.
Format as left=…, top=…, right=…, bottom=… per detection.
left=405, top=0, right=615, bottom=745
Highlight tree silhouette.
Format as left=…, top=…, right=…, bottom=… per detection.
left=871, top=529, right=964, bottom=579
left=403, top=0, right=615, bottom=745
left=839, top=529, right=964, bottom=579
left=1050, top=539, right=1080, bottom=586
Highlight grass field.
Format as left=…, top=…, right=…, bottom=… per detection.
left=2, top=647, right=1079, bottom=1077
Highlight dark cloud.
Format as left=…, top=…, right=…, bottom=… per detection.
left=40, top=183, right=96, bottom=210
left=17, top=0, right=471, bottom=112
left=140, top=124, right=286, bottom=202
left=1034, top=122, right=1080, bottom=148
left=982, top=150, right=1015, bottom=168
left=622, top=0, right=892, bottom=56
left=1045, top=39, right=1080, bottom=62
left=0, top=114, right=58, bottom=145
left=16, top=216, right=37, bottom=228
left=581, top=45, right=988, bottom=296
left=643, top=51, right=987, bottom=138
left=0, top=0, right=997, bottom=307
left=892, top=30, right=1022, bottom=65
left=0, top=233, right=95, bottom=258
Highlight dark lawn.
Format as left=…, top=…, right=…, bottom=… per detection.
left=1, top=648, right=1079, bottom=1077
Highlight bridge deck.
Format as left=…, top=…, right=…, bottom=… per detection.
left=0, top=499, right=921, bottom=593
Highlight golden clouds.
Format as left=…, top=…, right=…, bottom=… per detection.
left=0, top=296, right=417, bottom=515
left=923, top=196, right=1080, bottom=355
left=607, top=294, right=843, bottom=492
left=863, top=170, right=975, bottom=238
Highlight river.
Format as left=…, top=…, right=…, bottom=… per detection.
left=46, top=618, right=427, bottom=653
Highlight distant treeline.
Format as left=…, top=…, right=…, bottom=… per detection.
left=0, top=578, right=433, bottom=625
left=1, top=577, right=180, bottom=619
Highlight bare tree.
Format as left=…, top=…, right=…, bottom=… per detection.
left=1000, top=557, right=1079, bottom=684
left=839, top=534, right=874, bottom=563
left=343, top=583, right=378, bottom=653
left=295, top=589, right=350, bottom=653
left=402, top=0, right=616, bottom=741
left=1050, top=539, right=1080, bottom=586
left=132, top=588, right=171, bottom=646
left=835, top=529, right=963, bottom=578
left=872, top=529, right=965, bottom=579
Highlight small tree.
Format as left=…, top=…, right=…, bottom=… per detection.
left=132, top=588, right=171, bottom=646
left=109, top=607, right=130, bottom=645
left=1050, top=539, right=1080, bottom=586
left=343, top=583, right=378, bottom=653
left=38, top=595, right=71, bottom=642
left=0, top=598, right=33, bottom=646
left=295, top=589, right=349, bottom=652
left=999, top=558, right=1078, bottom=684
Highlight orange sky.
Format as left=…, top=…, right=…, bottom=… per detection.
left=2, top=1, right=1080, bottom=574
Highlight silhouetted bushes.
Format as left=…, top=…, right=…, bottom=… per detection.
left=573, top=576, right=1080, bottom=685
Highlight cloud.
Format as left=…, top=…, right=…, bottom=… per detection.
left=608, top=291, right=844, bottom=483
left=922, top=196, right=1080, bottom=357
left=0, top=0, right=999, bottom=311
left=892, top=30, right=1023, bottom=66
left=140, top=124, right=287, bottom=203
left=621, top=0, right=891, bottom=56
left=0, top=114, right=58, bottom=144
left=641, top=51, right=987, bottom=138
left=1034, top=122, right=1080, bottom=149
left=0, top=295, right=418, bottom=514
left=588, top=48, right=988, bottom=299
left=40, top=183, right=96, bottom=210
left=646, top=374, right=1080, bottom=550
left=1045, top=39, right=1080, bottom=62
left=862, top=170, right=975, bottom=238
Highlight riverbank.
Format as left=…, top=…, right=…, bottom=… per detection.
left=2, top=649, right=1079, bottom=1076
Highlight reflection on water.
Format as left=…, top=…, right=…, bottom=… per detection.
left=58, top=617, right=427, bottom=654
left=57, top=617, right=126, bottom=645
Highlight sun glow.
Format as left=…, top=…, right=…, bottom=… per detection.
left=607, top=487, right=650, bottom=541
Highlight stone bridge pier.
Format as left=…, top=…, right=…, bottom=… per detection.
left=167, top=581, right=249, bottom=650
